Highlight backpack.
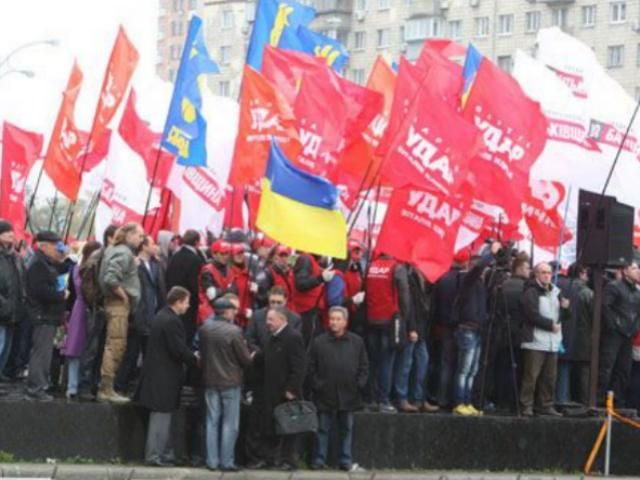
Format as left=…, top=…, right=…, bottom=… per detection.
left=80, top=249, right=104, bottom=307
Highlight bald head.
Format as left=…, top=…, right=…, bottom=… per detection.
left=534, top=262, right=553, bottom=287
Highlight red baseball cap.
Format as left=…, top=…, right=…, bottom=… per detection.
left=453, top=249, right=470, bottom=264
left=230, top=243, right=245, bottom=255
left=211, top=240, right=231, bottom=254
left=275, top=245, right=292, bottom=256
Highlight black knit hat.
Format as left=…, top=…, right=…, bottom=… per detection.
left=0, top=220, right=14, bottom=236
left=213, top=298, right=237, bottom=314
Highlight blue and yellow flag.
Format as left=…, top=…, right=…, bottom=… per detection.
left=161, top=16, right=219, bottom=167
left=461, top=43, right=483, bottom=107
left=279, top=25, right=349, bottom=72
left=246, top=0, right=316, bottom=70
left=256, top=140, right=347, bottom=259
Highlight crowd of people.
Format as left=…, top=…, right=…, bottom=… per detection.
left=0, top=219, right=639, bottom=471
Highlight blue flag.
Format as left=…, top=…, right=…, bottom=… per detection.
left=161, top=15, right=219, bottom=167
left=246, top=0, right=316, bottom=70
left=278, top=26, right=349, bottom=72
left=461, top=43, right=483, bottom=106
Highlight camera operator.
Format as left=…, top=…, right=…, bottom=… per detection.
left=519, top=262, right=570, bottom=417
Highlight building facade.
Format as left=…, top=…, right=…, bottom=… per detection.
left=157, top=0, right=640, bottom=99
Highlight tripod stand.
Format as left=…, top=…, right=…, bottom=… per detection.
left=478, top=267, right=521, bottom=417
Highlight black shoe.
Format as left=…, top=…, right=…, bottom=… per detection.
left=311, top=463, right=327, bottom=470
left=25, top=391, right=54, bottom=402
left=221, top=465, right=240, bottom=472
left=78, top=392, right=95, bottom=402
left=280, top=463, right=296, bottom=472
left=247, top=461, right=268, bottom=469
left=145, top=460, right=175, bottom=467
left=339, top=464, right=352, bottom=471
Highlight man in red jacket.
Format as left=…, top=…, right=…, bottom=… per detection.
left=229, top=243, right=257, bottom=329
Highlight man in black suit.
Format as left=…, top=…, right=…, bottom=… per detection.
left=165, top=230, right=205, bottom=343
left=246, top=286, right=301, bottom=351
left=258, top=305, right=306, bottom=471
left=137, top=286, right=197, bottom=466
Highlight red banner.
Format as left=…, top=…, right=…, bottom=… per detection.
left=42, top=61, right=84, bottom=201
left=0, top=122, right=43, bottom=238
left=523, top=180, right=572, bottom=248
left=377, top=184, right=471, bottom=282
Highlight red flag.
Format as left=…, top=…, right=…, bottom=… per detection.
left=416, top=46, right=464, bottom=106
left=462, top=59, right=548, bottom=229
left=118, top=89, right=174, bottom=188
left=419, top=39, right=467, bottom=61
left=43, top=61, right=84, bottom=201
left=228, top=66, right=300, bottom=186
left=89, top=26, right=139, bottom=156
left=0, top=122, right=43, bottom=238
left=377, top=184, right=471, bottom=282
left=76, top=129, right=112, bottom=171
left=524, top=180, right=572, bottom=248
left=381, top=86, right=482, bottom=196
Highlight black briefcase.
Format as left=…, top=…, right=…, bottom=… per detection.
left=273, top=400, right=318, bottom=435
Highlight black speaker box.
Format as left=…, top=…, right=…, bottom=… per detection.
left=577, top=189, right=634, bottom=267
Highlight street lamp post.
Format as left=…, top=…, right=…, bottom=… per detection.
left=0, top=38, right=59, bottom=72
left=0, top=69, right=35, bottom=81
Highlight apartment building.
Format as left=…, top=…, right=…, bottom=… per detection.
left=157, top=0, right=640, bottom=99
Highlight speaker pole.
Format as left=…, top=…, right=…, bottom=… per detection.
left=589, top=266, right=604, bottom=409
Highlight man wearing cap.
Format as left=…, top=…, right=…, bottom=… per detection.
left=197, top=240, right=233, bottom=325
left=229, top=243, right=257, bottom=329
left=25, top=231, right=70, bottom=401
left=166, top=229, right=205, bottom=343
left=198, top=297, right=253, bottom=471
left=335, top=241, right=366, bottom=335
left=255, top=245, right=294, bottom=309
left=98, top=223, right=145, bottom=403
left=0, top=221, right=26, bottom=383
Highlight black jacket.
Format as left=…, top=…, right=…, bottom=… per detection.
left=0, top=246, right=25, bottom=326
left=407, top=266, right=432, bottom=341
left=308, top=331, right=369, bottom=411
left=434, top=266, right=463, bottom=327
left=25, top=250, right=68, bottom=327
left=137, top=306, right=197, bottom=412
left=166, top=246, right=205, bottom=323
left=257, top=324, right=306, bottom=434
left=455, top=253, right=494, bottom=330
left=245, top=306, right=301, bottom=351
left=500, top=274, right=528, bottom=347
left=569, top=280, right=593, bottom=362
left=133, top=258, right=167, bottom=336
left=602, top=278, right=640, bottom=338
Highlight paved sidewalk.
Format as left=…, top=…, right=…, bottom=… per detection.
left=0, top=465, right=632, bottom=480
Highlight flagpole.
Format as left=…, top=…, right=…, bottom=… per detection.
left=24, top=159, right=46, bottom=232
left=76, top=191, right=100, bottom=240
left=47, top=191, right=59, bottom=230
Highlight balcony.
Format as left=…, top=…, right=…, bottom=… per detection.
left=537, top=0, right=575, bottom=3
left=313, top=0, right=353, bottom=15
left=404, top=0, right=441, bottom=20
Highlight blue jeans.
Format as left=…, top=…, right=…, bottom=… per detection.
left=0, top=325, right=13, bottom=375
left=366, top=328, right=396, bottom=405
left=556, top=360, right=571, bottom=404
left=314, top=411, right=354, bottom=467
left=204, top=386, right=241, bottom=469
left=454, top=329, right=481, bottom=405
left=67, top=357, right=81, bottom=395
left=394, top=340, right=430, bottom=402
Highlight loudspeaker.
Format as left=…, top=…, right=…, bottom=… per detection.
left=577, top=189, right=634, bottom=266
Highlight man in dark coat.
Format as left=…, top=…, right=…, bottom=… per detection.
left=308, top=306, right=368, bottom=471
left=138, top=286, right=197, bottom=466
left=245, top=286, right=301, bottom=351
left=165, top=229, right=205, bottom=343
left=257, top=305, right=306, bottom=471
left=25, top=231, right=70, bottom=401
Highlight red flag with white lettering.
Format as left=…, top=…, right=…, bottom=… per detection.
left=377, top=184, right=471, bottom=282
left=43, top=61, right=84, bottom=201
left=228, top=66, right=300, bottom=186
left=524, top=180, right=572, bottom=248
left=0, top=122, right=43, bottom=238
left=89, top=26, right=139, bottom=157
left=462, top=59, right=548, bottom=229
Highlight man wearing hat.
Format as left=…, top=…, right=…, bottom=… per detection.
left=0, top=221, right=26, bottom=383
left=25, top=231, right=70, bottom=401
left=229, top=243, right=257, bottom=329
left=255, top=245, right=294, bottom=309
left=197, top=240, right=233, bottom=325
left=198, top=296, right=253, bottom=472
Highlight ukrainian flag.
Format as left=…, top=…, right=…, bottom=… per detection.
left=256, top=140, right=347, bottom=259
left=461, top=44, right=483, bottom=107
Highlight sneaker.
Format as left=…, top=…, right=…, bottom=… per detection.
left=466, top=404, right=484, bottom=416
left=25, top=391, right=54, bottom=402
left=378, top=403, right=397, bottom=414
left=453, top=404, right=473, bottom=416
left=97, top=390, right=130, bottom=404
left=521, top=407, right=534, bottom=417
left=311, top=463, right=327, bottom=471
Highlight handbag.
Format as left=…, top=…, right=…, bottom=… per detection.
left=273, top=400, right=318, bottom=435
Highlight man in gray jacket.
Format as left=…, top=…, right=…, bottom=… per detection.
left=98, top=223, right=144, bottom=403
left=198, top=297, right=253, bottom=472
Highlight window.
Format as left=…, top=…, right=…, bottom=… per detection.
left=582, top=5, right=596, bottom=27
left=355, top=0, right=366, bottom=11
left=636, top=43, right=640, bottom=66
left=607, top=45, right=624, bottom=67
left=475, top=17, right=489, bottom=37
left=323, top=29, right=338, bottom=39
left=219, top=80, right=231, bottom=97
left=189, top=0, right=198, bottom=10
left=551, top=8, right=568, bottom=28
left=378, top=0, right=389, bottom=10
left=168, top=69, right=175, bottom=82
left=448, top=20, right=462, bottom=41
left=354, top=31, right=367, bottom=50
left=376, top=28, right=390, bottom=48
left=222, top=10, right=234, bottom=29
left=405, top=17, right=441, bottom=41
left=245, top=2, right=256, bottom=22
left=351, top=68, right=366, bottom=85
left=497, top=14, right=513, bottom=35
left=170, top=44, right=182, bottom=60
left=220, top=45, right=232, bottom=65
left=525, top=11, right=541, bottom=33
left=610, top=2, right=626, bottom=23
left=173, top=0, right=184, bottom=12
left=497, top=55, right=513, bottom=73
left=171, top=20, right=184, bottom=36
